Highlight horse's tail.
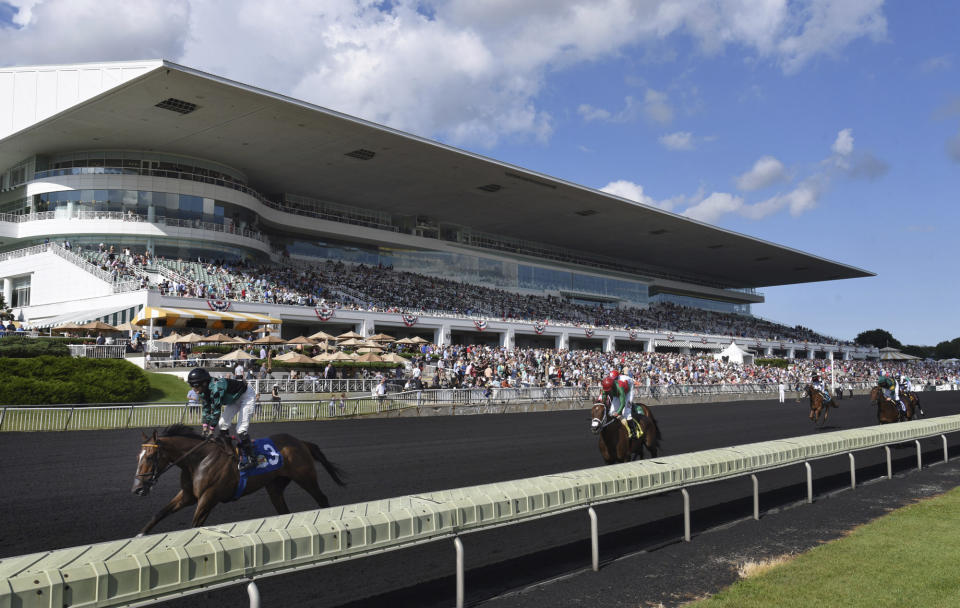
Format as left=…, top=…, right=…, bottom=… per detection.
left=637, top=403, right=662, bottom=441
left=306, top=442, right=347, bottom=487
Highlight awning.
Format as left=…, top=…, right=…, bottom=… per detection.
left=132, top=306, right=281, bottom=331
left=34, top=305, right=142, bottom=329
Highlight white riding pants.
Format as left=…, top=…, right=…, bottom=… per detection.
left=218, top=386, right=257, bottom=435
left=608, top=397, right=632, bottom=420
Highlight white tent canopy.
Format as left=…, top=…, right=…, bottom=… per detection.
left=714, top=341, right=755, bottom=365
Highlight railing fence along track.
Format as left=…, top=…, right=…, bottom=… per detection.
left=2, top=415, right=959, bottom=608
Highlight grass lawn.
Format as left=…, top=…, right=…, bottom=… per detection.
left=692, top=487, right=960, bottom=607
left=144, top=371, right=190, bottom=403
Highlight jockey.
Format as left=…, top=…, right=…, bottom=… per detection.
left=601, top=375, right=641, bottom=439
left=811, top=372, right=831, bottom=401
left=899, top=374, right=913, bottom=395
left=877, top=373, right=905, bottom=415
left=187, top=367, right=259, bottom=472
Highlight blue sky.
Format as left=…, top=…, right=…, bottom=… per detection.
left=1, top=1, right=958, bottom=345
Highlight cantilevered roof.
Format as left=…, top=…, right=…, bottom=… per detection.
left=0, top=60, right=873, bottom=289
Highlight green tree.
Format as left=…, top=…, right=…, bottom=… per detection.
left=0, top=293, right=12, bottom=321
left=901, top=344, right=935, bottom=359
left=855, top=329, right=902, bottom=349
left=934, top=338, right=960, bottom=360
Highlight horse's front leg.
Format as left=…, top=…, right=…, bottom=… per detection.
left=191, top=490, right=223, bottom=527
left=139, top=489, right=197, bottom=536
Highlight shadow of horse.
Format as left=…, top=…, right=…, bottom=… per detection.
left=590, top=401, right=661, bottom=464
left=802, top=384, right=839, bottom=426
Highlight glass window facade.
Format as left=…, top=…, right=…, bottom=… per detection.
left=12, top=276, right=30, bottom=307
left=650, top=292, right=751, bottom=314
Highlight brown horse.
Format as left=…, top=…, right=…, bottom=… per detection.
left=903, top=390, right=924, bottom=418
left=132, top=424, right=345, bottom=535
left=869, top=386, right=919, bottom=423
left=590, top=401, right=661, bottom=464
left=803, top=384, right=839, bottom=426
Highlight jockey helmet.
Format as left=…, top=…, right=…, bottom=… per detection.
left=187, top=367, right=211, bottom=387
left=608, top=369, right=619, bottom=381
left=601, top=376, right=615, bottom=392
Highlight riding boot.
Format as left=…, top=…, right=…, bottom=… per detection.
left=237, top=433, right=257, bottom=472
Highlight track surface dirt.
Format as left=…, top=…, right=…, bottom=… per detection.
left=2, top=391, right=958, bottom=607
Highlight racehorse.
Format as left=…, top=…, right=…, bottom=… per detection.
left=132, top=424, right=346, bottom=535
left=902, top=390, right=924, bottom=418
left=869, top=386, right=920, bottom=424
left=803, top=384, right=839, bottom=426
left=590, top=401, right=661, bottom=464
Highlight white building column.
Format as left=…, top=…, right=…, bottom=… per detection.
left=360, top=318, right=374, bottom=337
left=2, top=278, right=11, bottom=307
left=645, top=339, right=655, bottom=353
left=501, top=328, right=514, bottom=350
left=558, top=332, right=569, bottom=350
left=604, top=334, right=617, bottom=353
left=807, top=349, right=816, bottom=360
left=765, top=346, right=774, bottom=356
left=843, top=349, right=851, bottom=361
left=436, top=324, right=451, bottom=347
left=787, top=348, right=796, bottom=359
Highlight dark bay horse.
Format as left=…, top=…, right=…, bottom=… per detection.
left=803, top=385, right=839, bottom=426
left=590, top=401, right=661, bottom=464
left=869, top=387, right=920, bottom=424
left=132, top=424, right=346, bottom=535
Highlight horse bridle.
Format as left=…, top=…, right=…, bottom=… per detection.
left=137, top=439, right=210, bottom=488
left=591, top=406, right=618, bottom=434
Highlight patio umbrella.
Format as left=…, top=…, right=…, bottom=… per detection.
left=286, top=335, right=316, bottom=345
left=354, top=352, right=383, bottom=363
left=277, top=352, right=317, bottom=364
left=312, top=352, right=333, bottom=362
left=380, top=353, right=408, bottom=364
left=357, top=346, right=384, bottom=354
left=80, top=320, right=119, bottom=332
left=155, top=332, right=183, bottom=343
left=394, top=337, right=415, bottom=345
left=230, top=336, right=252, bottom=344
left=204, top=332, right=236, bottom=343
left=51, top=322, right=84, bottom=334
left=367, top=333, right=396, bottom=342
left=218, top=350, right=257, bottom=361
left=114, top=321, right=135, bottom=332
left=178, top=333, right=206, bottom=343
left=308, top=330, right=337, bottom=341
left=409, top=336, right=429, bottom=344
left=328, top=351, right=356, bottom=361
left=253, top=335, right=288, bottom=345
left=336, top=331, right=363, bottom=340
left=338, top=338, right=365, bottom=347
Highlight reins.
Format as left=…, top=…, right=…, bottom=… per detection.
left=138, top=438, right=213, bottom=486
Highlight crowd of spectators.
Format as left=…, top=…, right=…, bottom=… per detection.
left=399, top=344, right=960, bottom=392
left=83, top=244, right=853, bottom=344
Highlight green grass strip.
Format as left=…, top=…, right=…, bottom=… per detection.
left=694, top=487, right=960, bottom=607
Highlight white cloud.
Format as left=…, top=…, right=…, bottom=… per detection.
left=577, top=104, right=612, bottom=122
left=681, top=192, right=744, bottom=223
left=735, top=155, right=788, bottom=191
left=832, top=128, right=854, bottom=156
left=600, top=180, right=677, bottom=211
left=920, top=54, right=953, bottom=73
left=659, top=131, right=694, bottom=150
left=0, top=0, right=888, bottom=146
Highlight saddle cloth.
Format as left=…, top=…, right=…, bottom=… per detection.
left=817, top=389, right=832, bottom=402
left=231, top=438, right=284, bottom=500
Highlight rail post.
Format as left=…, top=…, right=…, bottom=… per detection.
left=942, top=434, right=949, bottom=462
left=849, top=453, right=856, bottom=489
left=915, top=440, right=922, bottom=471
left=247, top=581, right=261, bottom=608
left=681, top=489, right=691, bottom=542
left=588, top=507, right=599, bottom=571
left=454, top=536, right=465, bottom=608
left=884, top=445, right=892, bottom=479
left=751, top=474, right=759, bottom=520
left=804, top=462, right=813, bottom=503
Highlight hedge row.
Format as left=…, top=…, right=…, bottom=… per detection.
left=755, top=357, right=789, bottom=369
left=0, top=336, right=71, bottom=358
left=0, top=356, right=151, bottom=405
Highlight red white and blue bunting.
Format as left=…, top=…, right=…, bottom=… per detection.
left=207, top=299, right=231, bottom=312
left=533, top=321, right=547, bottom=335
left=668, top=334, right=675, bottom=342
left=584, top=328, right=595, bottom=338
left=628, top=329, right=638, bottom=341
left=700, top=337, right=708, bottom=344
left=474, top=319, right=487, bottom=332
left=401, top=313, right=419, bottom=327
left=314, top=305, right=335, bottom=321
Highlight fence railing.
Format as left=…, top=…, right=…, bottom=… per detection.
left=67, top=344, right=128, bottom=359
left=2, top=415, right=958, bottom=608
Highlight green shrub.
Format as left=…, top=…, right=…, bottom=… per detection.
left=0, top=336, right=71, bottom=358
left=0, top=357, right=151, bottom=404
left=755, top=357, right=789, bottom=369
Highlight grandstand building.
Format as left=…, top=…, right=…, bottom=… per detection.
left=0, top=60, right=877, bottom=359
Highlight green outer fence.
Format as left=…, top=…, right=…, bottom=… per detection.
left=2, top=416, right=959, bottom=608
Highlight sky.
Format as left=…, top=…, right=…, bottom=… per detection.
left=1, top=0, right=958, bottom=345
